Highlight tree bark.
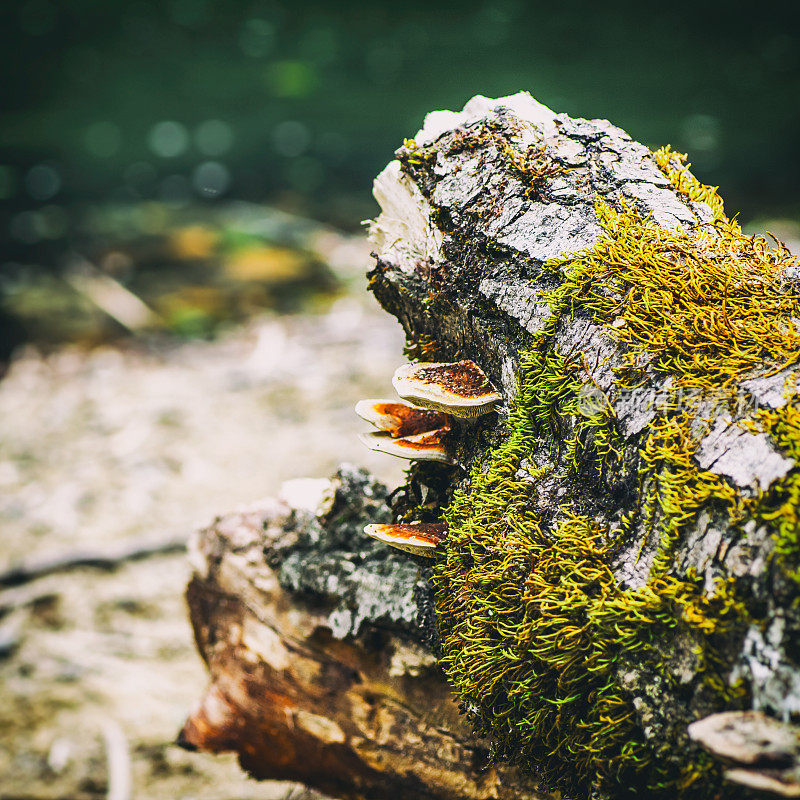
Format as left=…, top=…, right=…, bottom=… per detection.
left=182, top=93, right=800, bottom=799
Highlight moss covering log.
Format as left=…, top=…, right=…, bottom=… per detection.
left=368, top=93, right=800, bottom=799
left=183, top=92, right=800, bottom=800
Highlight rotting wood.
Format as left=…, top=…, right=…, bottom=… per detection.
left=179, top=468, right=548, bottom=800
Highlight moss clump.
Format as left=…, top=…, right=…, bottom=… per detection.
left=435, top=356, right=745, bottom=797
left=432, top=151, right=800, bottom=798
left=547, top=198, right=800, bottom=390
left=501, top=141, right=565, bottom=200
left=653, top=146, right=726, bottom=221
left=444, top=122, right=565, bottom=199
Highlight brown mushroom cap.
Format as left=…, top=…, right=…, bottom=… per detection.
left=354, top=399, right=450, bottom=438
left=358, top=429, right=453, bottom=463
left=364, top=522, right=448, bottom=557
left=392, top=360, right=502, bottom=418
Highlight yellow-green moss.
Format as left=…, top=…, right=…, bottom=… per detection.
left=547, top=197, right=800, bottom=390
left=432, top=151, right=800, bottom=797
left=652, top=146, right=727, bottom=221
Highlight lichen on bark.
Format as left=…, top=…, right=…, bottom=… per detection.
left=368, top=93, right=800, bottom=799
left=275, top=464, right=422, bottom=639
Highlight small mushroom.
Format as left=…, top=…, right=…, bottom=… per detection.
left=688, top=711, right=800, bottom=766
left=358, top=429, right=453, bottom=463
left=364, top=521, right=448, bottom=557
left=392, top=360, right=502, bottom=418
left=354, top=399, right=450, bottom=438
left=688, top=712, right=800, bottom=797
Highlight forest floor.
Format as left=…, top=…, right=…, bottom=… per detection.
left=0, top=277, right=406, bottom=799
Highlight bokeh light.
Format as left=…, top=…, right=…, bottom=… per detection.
left=272, top=120, right=311, bottom=158
left=192, top=161, right=230, bottom=197
left=148, top=121, right=190, bottom=159
left=24, top=164, right=61, bottom=201
left=194, top=120, right=234, bottom=157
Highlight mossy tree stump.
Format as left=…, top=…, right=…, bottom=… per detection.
left=182, top=93, right=800, bottom=800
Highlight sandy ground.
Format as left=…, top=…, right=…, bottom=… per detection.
left=0, top=289, right=406, bottom=799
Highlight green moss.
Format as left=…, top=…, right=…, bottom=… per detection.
left=547, top=197, right=800, bottom=390
left=653, top=146, right=726, bottom=221
left=431, top=152, right=800, bottom=798
left=434, top=356, right=744, bottom=796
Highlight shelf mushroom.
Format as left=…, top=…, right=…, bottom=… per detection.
left=363, top=521, right=448, bottom=557
left=356, top=360, right=502, bottom=557
left=354, top=399, right=450, bottom=438
left=355, top=398, right=453, bottom=463
left=392, top=360, right=502, bottom=418
left=358, top=429, right=453, bottom=464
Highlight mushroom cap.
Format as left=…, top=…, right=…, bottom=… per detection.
left=392, top=360, right=502, bottom=418
left=364, top=522, right=448, bottom=557
left=358, top=429, right=453, bottom=463
left=354, top=399, right=450, bottom=438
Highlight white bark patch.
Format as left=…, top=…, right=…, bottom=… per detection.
left=734, top=618, right=800, bottom=720
left=241, top=616, right=291, bottom=671
left=597, top=142, right=671, bottom=186
left=478, top=277, right=552, bottom=336
left=433, top=153, right=489, bottom=209
left=415, top=91, right=557, bottom=146
left=370, top=161, right=443, bottom=275
left=388, top=643, right=438, bottom=677
left=294, top=709, right=347, bottom=744
left=741, top=367, right=796, bottom=410
left=696, top=418, right=793, bottom=489
left=492, top=201, right=602, bottom=263
left=619, top=182, right=697, bottom=228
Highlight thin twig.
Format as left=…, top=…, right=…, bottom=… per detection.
left=0, top=535, right=187, bottom=588
left=103, top=720, right=132, bottom=800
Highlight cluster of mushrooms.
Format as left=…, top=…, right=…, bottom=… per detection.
left=356, top=360, right=502, bottom=558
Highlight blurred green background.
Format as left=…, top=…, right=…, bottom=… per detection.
left=1, top=0, right=798, bottom=358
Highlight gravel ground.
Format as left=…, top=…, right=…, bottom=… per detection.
left=0, top=289, right=406, bottom=799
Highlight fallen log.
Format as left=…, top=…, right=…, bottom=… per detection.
left=181, top=93, right=800, bottom=800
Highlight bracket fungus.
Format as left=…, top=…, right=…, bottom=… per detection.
left=358, top=429, right=453, bottom=463
left=363, top=521, right=448, bottom=558
left=355, top=394, right=455, bottom=463
left=356, top=361, right=503, bottom=555
left=354, top=399, right=451, bottom=438
left=392, top=360, right=502, bottom=418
